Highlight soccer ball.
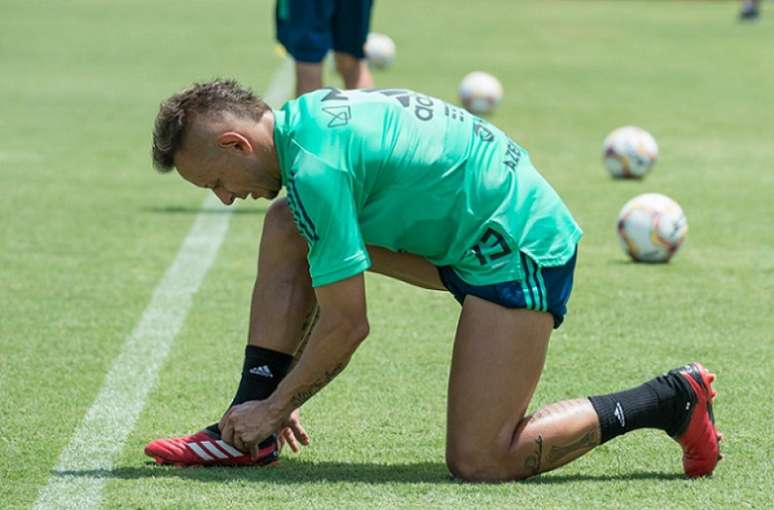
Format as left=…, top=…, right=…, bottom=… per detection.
left=617, top=193, right=688, bottom=263
left=602, top=126, right=658, bottom=179
left=364, top=33, right=396, bottom=69
left=458, top=71, right=503, bottom=115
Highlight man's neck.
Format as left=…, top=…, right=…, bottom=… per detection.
left=254, top=111, right=281, bottom=183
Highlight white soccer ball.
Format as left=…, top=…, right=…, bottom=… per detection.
left=364, top=32, right=396, bottom=69
left=458, top=71, right=503, bottom=115
left=602, top=126, right=658, bottom=179
left=617, top=193, right=688, bottom=263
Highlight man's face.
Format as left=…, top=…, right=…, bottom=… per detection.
left=173, top=116, right=279, bottom=205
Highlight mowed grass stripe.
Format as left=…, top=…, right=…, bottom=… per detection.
left=32, top=61, right=293, bottom=510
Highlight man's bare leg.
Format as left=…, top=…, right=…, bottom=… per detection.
left=367, top=246, right=446, bottom=290
left=334, top=52, right=374, bottom=89
left=444, top=295, right=721, bottom=481
left=363, top=250, right=720, bottom=480
left=295, top=61, right=324, bottom=97
left=247, top=199, right=317, bottom=354
left=368, top=252, right=602, bottom=478
left=446, top=300, right=600, bottom=481
left=294, top=53, right=372, bottom=97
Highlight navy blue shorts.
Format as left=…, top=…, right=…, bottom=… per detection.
left=438, top=249, right=578, bottom=329
left=275, top=0, right=373, bottom=63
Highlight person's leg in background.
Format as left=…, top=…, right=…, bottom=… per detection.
left=332, top=0, right=374, bottom=89
left=275, top=0, right=335, bottom=96
left=739, top=0, right=761, bottom=20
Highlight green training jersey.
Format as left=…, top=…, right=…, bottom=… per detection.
left=273, top=87, right=582, bottom=288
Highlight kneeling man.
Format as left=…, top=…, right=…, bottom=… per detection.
left=145, top=80, right=721, bottom=480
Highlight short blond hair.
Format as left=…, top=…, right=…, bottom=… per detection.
left=151, top=79, right=270, bottom=172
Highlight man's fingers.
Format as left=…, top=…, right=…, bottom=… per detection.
left=220, top=419, right=235, bottom=446
left=233, top=431, right=247, bottom=453
left=283, top=428, right=300, bottom=453
left=290, top=420, right=310, bottom=446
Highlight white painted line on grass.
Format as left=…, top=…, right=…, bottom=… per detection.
left=33, top=60, right=293, bottom=510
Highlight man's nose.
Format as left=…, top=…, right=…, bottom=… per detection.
left=212, top=187, right=234, bottom=206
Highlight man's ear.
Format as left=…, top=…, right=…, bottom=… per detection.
left=217, top=131, right=254, bottom=154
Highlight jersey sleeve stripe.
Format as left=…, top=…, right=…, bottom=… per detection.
left=286, top=190, right=316, bottom=243
left=534, top=263, right=548, bottom=312
left=520, top=252, right=536, bottom=310
left=287, top=177, right=319, bottom=242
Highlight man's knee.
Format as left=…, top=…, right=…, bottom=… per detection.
left=446, top=451, right=534, bottom=482
left=446, top=449, right=505, bottom=482
left=262, top=199, right=307, bottom=255
left=446, top=429, right=535, bottom=482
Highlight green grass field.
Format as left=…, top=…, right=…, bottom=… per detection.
left=2, top=0, right=773, bottom=508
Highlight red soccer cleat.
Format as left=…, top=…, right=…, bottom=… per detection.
left=670, top=362, right=722, bottom=478
left=144, top=429, right=279, bottom=467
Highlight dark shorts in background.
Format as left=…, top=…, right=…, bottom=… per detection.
left=438, top=249, right=578, bottom=329
left=275, top=0, right=373, bottom=63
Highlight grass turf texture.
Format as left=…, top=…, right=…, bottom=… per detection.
left=2, top=0, right=773, bottom=508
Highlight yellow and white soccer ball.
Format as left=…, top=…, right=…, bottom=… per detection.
left=602, top=126, right=658, bottom=179
left=458, top=71, right=503, bottom=115
left=617, top=193, right=688, bottom=263
left=364, top=32, right=396, bottom=69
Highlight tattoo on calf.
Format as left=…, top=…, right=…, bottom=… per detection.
left=547, top=429, right=599, bottom=464
left=523, top=434, right=544, bottom=476
left=289, top=360, right=347, bottom=409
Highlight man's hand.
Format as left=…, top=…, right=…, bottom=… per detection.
left=219, top=274, right=367, bottom=458
left=219, top=402, right=310, bottom=457
left=278, top=408, right=310, bottom=453
left=219, top=400, right=284, bottom=458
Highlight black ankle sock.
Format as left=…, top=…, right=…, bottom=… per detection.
left=205, top=345, right=294, bottom=436
left=588, top=371, right=693, bottom=444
